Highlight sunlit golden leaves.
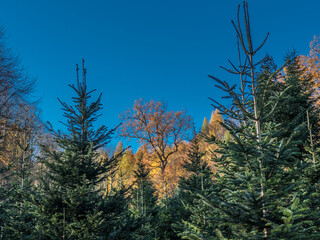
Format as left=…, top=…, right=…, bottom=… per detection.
left=298, top=36, right=320, bottom=101
left=119, top=99, right=193, bottom=197
left=200, top=109, right=226, bottom=172
left=298, top=36, right=320, bottom=82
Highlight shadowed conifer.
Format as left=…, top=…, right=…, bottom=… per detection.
left=33, top=60, right=128, bottom=239
left=195, top=2, right=319, bottom=239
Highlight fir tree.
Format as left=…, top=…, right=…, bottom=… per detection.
left=196, top=2, right=317, bottom=239
left=259, top=53, right=319, bottom=148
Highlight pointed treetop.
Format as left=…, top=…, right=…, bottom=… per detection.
left=208, top=109, right=225, bottom=140
left=115, top=141, right=124, bottom=155
left=201, top=117, right=209, bottom=134
left=209, top=109, right=222, bottom=125
left=76, top=63, right=80, bottom=89
left=82, top=58, right=87, bottom=87
left=55, top=59, right=112, bottom=153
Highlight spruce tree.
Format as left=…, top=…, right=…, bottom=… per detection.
left=0, top=132, right=37, bottom=239
left=156, top=194, right=185, bottom=240
left=33, top=60, right=125, bottom=239
left=175, top=135, right=218, bottom=240
left=130, top=154, right=159, bottom=240
left=0, top=173, right=36, bottom=239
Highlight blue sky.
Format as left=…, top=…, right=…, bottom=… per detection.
left=0, top=0, right=320, bottom=150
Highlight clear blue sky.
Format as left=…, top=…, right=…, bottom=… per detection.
left=0, top=0, right=319, bottom=149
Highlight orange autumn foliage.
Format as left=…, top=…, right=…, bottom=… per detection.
left=298, top=35, right=320, bottom=108
left=200, top=109, right=226, bottom=172
left=145, top=142, right=189, bottom=198
left=298, top=36, right=320, bottom=88
left=115, top=104, right=227, bottom=198
left=119, top=99, right=193, bottom=197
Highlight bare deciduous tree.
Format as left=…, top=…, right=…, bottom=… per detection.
left=119, top=99, right=193, bottom=176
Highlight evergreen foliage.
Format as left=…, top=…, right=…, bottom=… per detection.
left=259, top=54, right=319, bottom=146
left=195, top=2, right=320, bottom=239
left=156, top=194, right=185, bottom=240
left=0, top=130, right=38, bottom=239
left=33, top=60, right=127, bottom=239
left=2, top=2, right=320, bottom=239
left=175, top=135, right=218, bottom=240
left=130, top=154, right=159, bottom=239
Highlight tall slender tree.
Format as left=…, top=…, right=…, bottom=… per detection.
left=34, top=60, right=125, bottom=239
left=130, top=153, right=159, bottom=240
left=196, top=2, right=317, bottom=239
left=176, top=135, right=217, bottom=240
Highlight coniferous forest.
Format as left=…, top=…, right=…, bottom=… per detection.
left=1, top=1, right=320, bottom=239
